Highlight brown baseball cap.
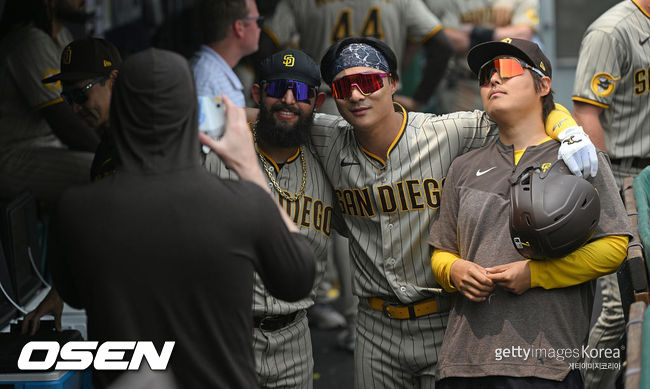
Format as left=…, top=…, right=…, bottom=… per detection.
left=467, top=38, right=552, bottom=79
left=42, top=37, right=122, bottom=84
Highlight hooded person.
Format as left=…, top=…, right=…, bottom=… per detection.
left=50, top=48, right=316, bottom=388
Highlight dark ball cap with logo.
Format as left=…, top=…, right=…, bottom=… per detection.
left=257, top=49, right=321, bottom=87
left=467, top=38, right=552, bottom=79
left=42, top=37, right=122, bottom=84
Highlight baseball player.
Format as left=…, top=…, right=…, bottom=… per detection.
left=305, top=37, right=597, bottom=388
left=572, top=0, right=650, bottom=387
left=430, top=37, right=630, bottom=388
left=204, top=49, right=340, bottom=389
left=261, top=0, right=452, bottom=112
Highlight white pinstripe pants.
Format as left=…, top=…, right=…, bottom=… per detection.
left=354, top=301, right=448, bottom=389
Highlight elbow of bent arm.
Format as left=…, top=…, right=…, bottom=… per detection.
left=265, top=236, right=316, bottom=302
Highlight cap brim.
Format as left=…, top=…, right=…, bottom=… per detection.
left=467, top=41, right=534, bottom=76
left=41, top=72, right=104, bottom=84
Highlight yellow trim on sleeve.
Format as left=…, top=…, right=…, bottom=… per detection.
left=545, top=103, right=578, bottom=139
left=431, top=249, right=461, bottom=293
left=571, top=96, right=610, bottom=109
left=528, top=235, right=628, bottom=289
left=409, top=25, right=444, bottom=44
left=37, top=97, right=64, bottom=109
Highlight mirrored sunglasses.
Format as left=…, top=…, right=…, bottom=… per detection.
left=264, top=79, right=317, bottom=102
left=330, top=72, right=390, bottom=99
left=478, top=57, right=545, bottom=86
left=61, top=76, right=106, bottom=105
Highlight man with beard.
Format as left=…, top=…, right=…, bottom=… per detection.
left=204, top=49, right=339, bottom=389
left=0, top=0, right=100, bottom=208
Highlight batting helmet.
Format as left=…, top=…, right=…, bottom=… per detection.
left=509, top=160, right=600, bottom=260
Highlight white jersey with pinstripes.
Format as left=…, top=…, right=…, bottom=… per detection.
left=204, top=132, right=336, bottom=316
left=572, top=0, right=650, bottom=160
left=264, top=0, right=442, bottom=71
left=309, top=104, right=498, bottom=304
left=425, top=0, right=538, bottom=29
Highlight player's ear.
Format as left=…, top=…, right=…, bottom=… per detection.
left=389, top=77, right=398, bottom=95
left=251, top=84, right=262, bottom=105
left=107, top=69, right=119, bottom=90
left=314, top=92, right=326, bottom=111
left=538, top=76, right=551, bottom=97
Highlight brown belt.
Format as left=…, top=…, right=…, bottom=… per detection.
left=368, top=296, right=452, bottom=320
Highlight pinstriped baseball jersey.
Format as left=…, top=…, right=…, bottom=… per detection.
left=424, top=0, right=538, bottom=30
left=264, top=0, right=442, bottom=71
left=204, top=130, right=337, bottom=316
left=572, top=0, right=650, bottom=160
left=0, top=24, right=72, bottom=146
left=309, top=104, right=498, bottom=303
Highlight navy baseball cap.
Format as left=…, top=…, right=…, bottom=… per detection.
left=467, top=38, right=552, bottom=79
left=42, top=37, right=122, bottom=84
left=257, top=49, right=321, bottom=87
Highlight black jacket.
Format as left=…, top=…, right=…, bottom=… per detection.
left=52, top=48, right=315, bottom=388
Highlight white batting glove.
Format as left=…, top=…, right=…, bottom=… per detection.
left=557, top=126, right=599, bottom=179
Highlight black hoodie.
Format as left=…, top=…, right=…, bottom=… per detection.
left=52, top=48, right=315, bottom=388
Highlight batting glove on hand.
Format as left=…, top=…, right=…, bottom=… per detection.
left=557, top=126, right=598, bottom=178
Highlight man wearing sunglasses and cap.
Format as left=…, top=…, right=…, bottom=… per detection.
left=429, top=38, right=629, bottom=388
left=301, top=37, right=599, bottom=388
left=42, top=37, right=123, bottom=181
left=20, top=37, right=123, bottom=336
left=0, top=0, right=98, bottom=209
left=204, top=49, right=342, bottom=389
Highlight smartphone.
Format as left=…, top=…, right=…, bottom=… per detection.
left=198, top=96, right=226, bottom=154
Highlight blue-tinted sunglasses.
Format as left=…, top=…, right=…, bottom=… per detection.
left=263, top=79, right=317, bottom=102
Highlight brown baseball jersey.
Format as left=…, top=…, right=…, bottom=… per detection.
left=428, top=139, right=630, bottom=380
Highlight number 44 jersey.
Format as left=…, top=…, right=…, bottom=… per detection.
left=263, top=0, right=443, bottom=72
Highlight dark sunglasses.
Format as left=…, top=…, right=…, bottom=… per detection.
left=61, top=76, right=106, bottom=105
left=330, top=72, right=390, bottom=99
left=478, top=57, right=545, bottom=86
left=264, top=79, right=317, bottom=102
left=242, top=15, right=264, bottom=28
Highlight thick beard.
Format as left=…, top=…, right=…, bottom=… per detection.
left=257, top=101, right=313, bottom=148
left=55, top=0, right=88, bottom=24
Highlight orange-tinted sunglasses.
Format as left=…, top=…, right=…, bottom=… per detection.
left=330, top=72, right=390, bottom=99
left=478, top=57, right=545, bottom=86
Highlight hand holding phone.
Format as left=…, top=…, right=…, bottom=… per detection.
left=198, top=96, right=226, bottom=153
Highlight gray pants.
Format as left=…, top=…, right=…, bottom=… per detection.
left=0, top=141, right=92, bottom=209
left=253, top=312, right=313, bottom=389
left=354, top=301, right=448, bottom=389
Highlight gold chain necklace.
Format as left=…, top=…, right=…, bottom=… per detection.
left=251, top=123, right=307, bottom=202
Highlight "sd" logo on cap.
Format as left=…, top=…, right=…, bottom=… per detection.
left=283, top=54, right=295, bottom=67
